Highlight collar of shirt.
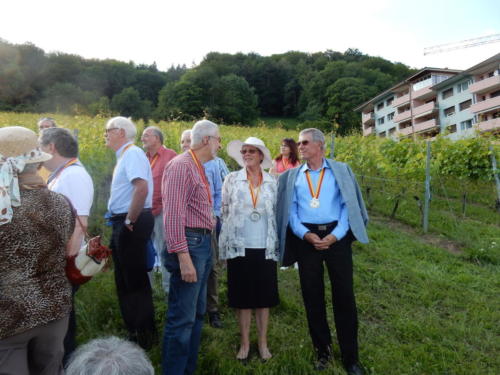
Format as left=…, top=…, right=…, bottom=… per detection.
left=115, top=141, right=133, bottom=158
left=235, top=168, right=274, bottom=183
left=146, top=145, right=168, bottom=159
left=300, top=158, right=330, bottom=173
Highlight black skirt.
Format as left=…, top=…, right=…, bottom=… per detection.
left=227, top=248, right=279, bottom=309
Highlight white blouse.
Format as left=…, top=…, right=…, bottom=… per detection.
left=219, top=168, right=279, bottom=261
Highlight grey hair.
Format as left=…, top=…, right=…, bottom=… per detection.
left=40, top=128, right=78, bottom=158
left=299, top=128, right=326, bottom=150
left=37, top=117, right=57, bottom=128
left=106, top=117, right=137, bottom=141
left=191, top=120, right=218, bottom=147
left=144, top=126, right=164, bottom=144
left=181, top=129, right=191, bottom=140
left=65, top=336, right=154, bottom=375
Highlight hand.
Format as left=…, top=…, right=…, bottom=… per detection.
left=178, top=252, right=197, bottom=283
left=125, top=223, right=134, bottom=232
left=315, top=234, right=337, bottom=250
left=304, top=232, right=323, bottom=248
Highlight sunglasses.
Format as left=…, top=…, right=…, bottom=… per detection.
left=105, top=127, right=120, bottom=134
left=240, top=149, right=258, bottom=154
left=297, top=140, right=310, bottom=146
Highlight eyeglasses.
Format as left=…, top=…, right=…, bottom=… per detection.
left=105, top=127, right=120, bottom=134
left=281, top=144, right=289, bottom=147
left=297, top=140, right=310, bottom=146
left=240, top=149, right=257, bottom=154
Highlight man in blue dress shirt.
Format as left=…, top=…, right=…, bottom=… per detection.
left=105, top=116, right=157, bottom=350
left=276, top=128, right=368, bottom=375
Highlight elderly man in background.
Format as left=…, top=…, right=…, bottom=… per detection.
left=141, top=126, right=177, bottom=293
left=65, top=336, right=154, bottom=375
left=180, top=128, right=225, bottom=328
left=37, top=117, right=57, bottom=131
left=105, top=116, right=156, bottom=350
left=162, top=120, right=221, bottom=375
left=0, top=126, right=74, bottom=375
left=277, top=128, right=369, bottom=375
left=39, top=128, right=94, bottom=364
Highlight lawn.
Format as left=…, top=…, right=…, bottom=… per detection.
left=76, top=217, right=500, bottom=374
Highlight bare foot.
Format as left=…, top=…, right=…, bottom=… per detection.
left=236, top=346, right=249, bottom=360
left=259, top=346, right=272, bottom=360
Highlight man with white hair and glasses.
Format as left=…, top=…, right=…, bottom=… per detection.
left=277, top=128, right=369, bottom=374
left=105, top=116, right=157, bottom=350
left=161, top=119, right=221, bottom=375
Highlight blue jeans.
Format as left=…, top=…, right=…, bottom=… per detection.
left=162, top=231, right=212, bottom=375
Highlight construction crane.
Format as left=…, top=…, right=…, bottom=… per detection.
left=423, top=33, right=500, bottom=55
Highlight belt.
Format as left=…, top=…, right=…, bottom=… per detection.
left=110, top=208, right=152, bottom=221
left=303, top=221, right=337, bottom=233
left=186, top=227, right=211, bottom=235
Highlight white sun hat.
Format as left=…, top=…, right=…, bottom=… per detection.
left=227, top=137, right=273, bottom=169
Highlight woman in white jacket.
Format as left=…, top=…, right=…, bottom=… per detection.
left=219, top=137, right=279, bottom=361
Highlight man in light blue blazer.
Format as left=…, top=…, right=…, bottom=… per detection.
left=277, top=128, right=368, bottom=375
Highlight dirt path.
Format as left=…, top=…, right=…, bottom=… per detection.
left=371, top=214, right=464, bottom=255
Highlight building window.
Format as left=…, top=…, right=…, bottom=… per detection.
left=377, top=117, right=385, bottom=125
left=459, top=100, right=472, bottom=111
left=388, top=127, right=396, bottom=135
left=376, top=102, right=384, bottom=111
left=387, top=112, right=395, bottom=121
left=444, top=106, right=455, bottom=117
left=456, top=80, right=472, bottom=93
left=491, top=89, right=500, bottom=98
left=442, top=88, right=454, bottom=99
left=447, top=124, right=457, bottom=133
left=386, top=97, right=394, bottom=106
left=460, top=119, right=473, bottom=130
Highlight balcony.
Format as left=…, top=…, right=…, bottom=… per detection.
left=414, top=118, right=438, bottom=133
left=392, top=93, right=410, bottom=108
left=413, top=101, right=438, bottom=119
left=393, top=109, right=411, bottom=123
left=469, top=75, right=500, bottom=95
left=362, top=112, right=375, bottom=126
left=477, top=118, right=500, bottom=132
left=398, top=126, right=413, bottom=136
left=470, top=95, right=500, bottom=114
left=412, top=85, right=435, bottom=100
left=363, top=126, right=374, bottom=136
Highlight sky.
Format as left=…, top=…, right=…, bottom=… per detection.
left=1, top=0, right=499, bottom=72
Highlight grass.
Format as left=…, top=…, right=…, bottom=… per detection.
left=76, top=218, right=500, bottom=374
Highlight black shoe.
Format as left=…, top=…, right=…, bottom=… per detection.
left=345, top=362, right=366, bottom=375
left=136, top=329, right=158, bottom=351
left=208, top=311, right=223, bottom=328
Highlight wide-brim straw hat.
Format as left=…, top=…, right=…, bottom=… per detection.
left=227, top=137, right=273, bottom=169
left=0, top=126, right=52, bottom=163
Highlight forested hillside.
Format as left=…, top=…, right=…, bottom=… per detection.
left=0, top=38, right=415, bottom=133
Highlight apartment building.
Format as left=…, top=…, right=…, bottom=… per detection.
left=356, top=53, right=500, bottom=139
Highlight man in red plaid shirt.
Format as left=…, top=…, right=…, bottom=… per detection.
left=161, top=120, right=221, bottom=375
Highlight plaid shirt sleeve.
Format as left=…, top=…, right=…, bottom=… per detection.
left=162, top=158, right=190, bottom=253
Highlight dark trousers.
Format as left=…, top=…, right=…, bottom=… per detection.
left=0, top=316, right=69, bottom=375
left=206, top=217, right=221, bottom=313
left=294, top=226, right=359, bottom=366
left=62, top=284, right=79, bottom=366
left=110, top=210, right=156, bottom=348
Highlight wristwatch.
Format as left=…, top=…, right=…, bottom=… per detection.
left=124, top=218, right=134, bottom=226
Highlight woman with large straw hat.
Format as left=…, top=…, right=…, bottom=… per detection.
left=219, top=137, right=279, bottom=361
left=0, top=126, right=75, bottom=375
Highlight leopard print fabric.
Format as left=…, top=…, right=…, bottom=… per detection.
left=0, top=188, right=75, bottom=339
